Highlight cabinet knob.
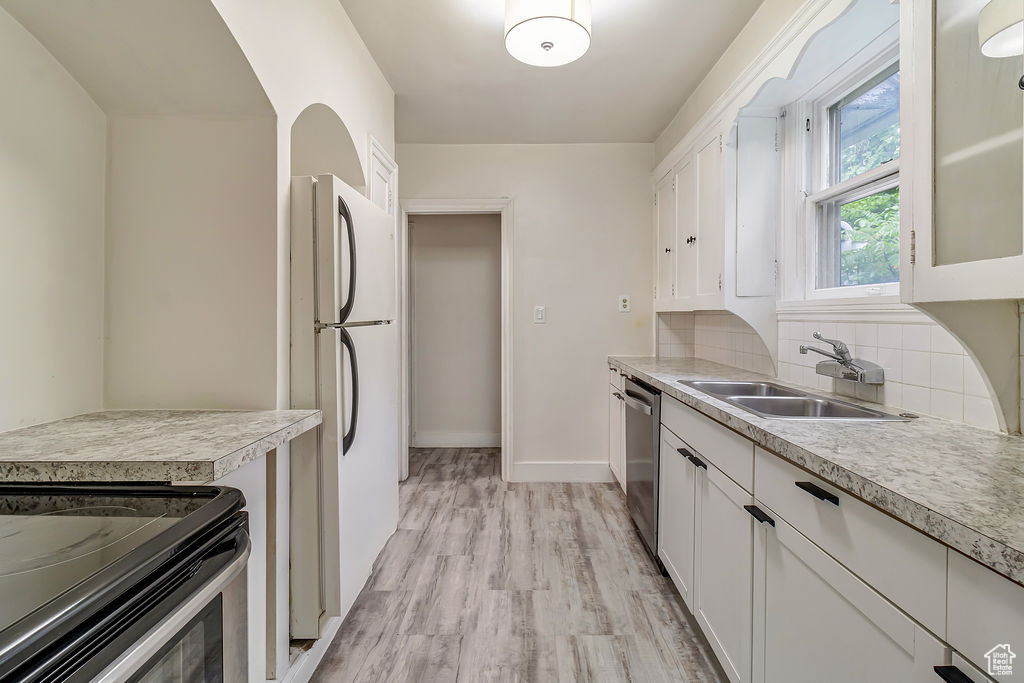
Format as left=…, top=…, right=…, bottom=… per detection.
left=665, top=247, right=672, bottom=253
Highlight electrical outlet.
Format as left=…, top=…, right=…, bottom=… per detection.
left=533, top=305, right=546, bottom=324
left=618, top=295, right=631, bottom=312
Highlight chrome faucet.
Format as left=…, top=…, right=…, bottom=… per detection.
left=800, top=331, right=884, bottom=385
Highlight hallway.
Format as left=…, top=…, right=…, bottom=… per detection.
left=312, top=448, right=724, bottom=682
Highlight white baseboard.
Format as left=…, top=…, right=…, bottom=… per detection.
left=412, top=431, right=500, bottom=448
left=512, top=460, right=614, bottom=483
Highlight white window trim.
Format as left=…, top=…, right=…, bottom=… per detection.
left=781, top=33, right=902, bottom=306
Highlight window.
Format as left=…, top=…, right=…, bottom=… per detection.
left=808, top=61, right=901, bottom=296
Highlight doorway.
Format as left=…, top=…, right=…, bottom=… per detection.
left=399, top=199, right=513, bottom=481
left=409, top=213, right=501, bottom=451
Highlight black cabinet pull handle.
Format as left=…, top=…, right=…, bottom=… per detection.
left=744, top=505, right=775, bottom=527
left=687, top=454, right=707, bottom=469
left=795, top=481, right=839, bottom=506
left=677, top=447, right=692, bottom=458
left=933, top=666, right=973, bottom=683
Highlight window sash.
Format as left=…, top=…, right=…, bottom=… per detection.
left=810, top=173, right=900, bottom=294
left=825, top=61, right=900, bottom=187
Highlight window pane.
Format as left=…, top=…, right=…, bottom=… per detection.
left=817, top=187, right=900, bottom=288
left=831, top=66, right=900, bottom=183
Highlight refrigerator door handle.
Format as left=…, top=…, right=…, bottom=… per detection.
left=339, top=327, right=358, bottom=454
left=337, top=195, right=357, bottom=324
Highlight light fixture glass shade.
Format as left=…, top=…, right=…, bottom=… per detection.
left=505, top=0, right=592, bottom=67
left=979, top=0, right=1024, bottom=58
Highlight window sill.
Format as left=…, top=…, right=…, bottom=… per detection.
left=776, top=295, right=909, bottom=313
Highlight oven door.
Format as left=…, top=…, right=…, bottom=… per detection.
left=93, top=528, right=249, bottom=683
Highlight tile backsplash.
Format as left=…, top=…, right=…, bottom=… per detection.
left=777, top=316, right=1000, bottom=431
left=657, top=309, right=1004, bottom=432
left=658, top=312, right=774, bottom=376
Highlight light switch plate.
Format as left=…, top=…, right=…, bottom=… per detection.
left=618, top=295, right=631, bottom=312
left=533, top=305, right=546, bottom=324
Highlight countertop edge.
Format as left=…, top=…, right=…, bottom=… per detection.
left=609, top=356, right=1024, bottom=586
left=210, top=411, right=322, bottom=481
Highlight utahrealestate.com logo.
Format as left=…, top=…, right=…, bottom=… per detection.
left=986, top=644, right=1016, bottom=677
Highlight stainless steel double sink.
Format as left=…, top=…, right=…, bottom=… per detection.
left=679, top=380, right=911, bottom=421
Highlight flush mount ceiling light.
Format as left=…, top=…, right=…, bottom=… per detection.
left=505, top=0, right=592, bottom=67
left=979, top=0, right=1024, bottom=58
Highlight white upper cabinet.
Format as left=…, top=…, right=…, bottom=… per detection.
left=654, top=127, right=727, bottom=311
left=901, top=0, right=1024, bottom=301
left=655, top=171, right=677, bottom=305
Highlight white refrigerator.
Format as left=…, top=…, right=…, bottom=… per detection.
left=289, top=174, right=399, bottom=638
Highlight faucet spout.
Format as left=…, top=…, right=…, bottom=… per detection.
left=799, top=345, right=845, bottom=362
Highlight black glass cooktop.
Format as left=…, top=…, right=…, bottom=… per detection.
left=0, top=487, right=218, bottom=633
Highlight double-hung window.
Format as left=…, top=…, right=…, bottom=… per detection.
left=806, top=60, right=901, bottom=297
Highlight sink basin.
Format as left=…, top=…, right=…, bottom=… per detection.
left=678, top=379, right=911, bottom=421
left=729, top=396, right=910, bottom=421
left=681, top=380, right=806, bottom=398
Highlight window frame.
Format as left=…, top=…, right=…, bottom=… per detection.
left=793, top=42, right=902, bottom=303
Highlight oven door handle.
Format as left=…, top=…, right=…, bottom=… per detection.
left=92, top=528, right=251, bottom=683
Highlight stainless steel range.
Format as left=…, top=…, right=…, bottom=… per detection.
left=0, top=484, right=249, bottom=682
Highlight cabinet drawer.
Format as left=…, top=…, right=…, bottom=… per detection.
left=947, top=550, right=1024, bottom=676
left=663, top=395, right=753, bottom=491
left=609, top=366, right=624, bottom=391
left=754, top=448, right=947, bottom=637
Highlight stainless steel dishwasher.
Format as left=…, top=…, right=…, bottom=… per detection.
left=623, top=376, right=661, bottom=560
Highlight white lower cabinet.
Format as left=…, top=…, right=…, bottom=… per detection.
left=694, top=462, right=754, bottom=683
left=608, top=383, right=625, bottom=490
left=646, top=385, right=1014, bottom=683
left=752, top=512, right=950, bottom=683
left=658, top=426, right=697, bottom=607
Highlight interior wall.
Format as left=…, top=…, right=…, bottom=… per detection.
left=409, top=214, right=501, bottom=448
left=399, top=143, right=654, bottom=480
left=0, top=7, right=106, bottom=432
left=104, top=115, right=277, bottom=409
left=655, top=0, right=805, bottom=165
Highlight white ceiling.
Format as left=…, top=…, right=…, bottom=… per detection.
left=340, top=0, right=763, bottom=144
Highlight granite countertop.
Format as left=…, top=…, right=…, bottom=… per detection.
left=0, top=410, right=322, bottom=483
left=610, top=355, right=1024, bottom=585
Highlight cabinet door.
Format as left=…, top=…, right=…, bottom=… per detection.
left=694, top=463, right=753, bottom=683
left=658, top=426, right=697, bottom=607
left=695, top=132, right=725, bottom=302
left=752, top=512, right=949, bottom=683
left=655, top=172, right=677, bottom=303
left=608, top=385, right=624, bottom=488
left=902, top=0, right=1024, bottom=301
left=674, top=158, right=698, bottom=301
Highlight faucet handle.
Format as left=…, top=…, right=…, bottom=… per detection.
left=812, top=332, right=852, bottom=359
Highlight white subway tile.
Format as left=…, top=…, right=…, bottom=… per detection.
left=930, top=389, right=964, bottom=422
left=902, top=385, right=930, bottom=413
left=879, top=382, right=901, bottom=408
left=964, top=358, right=989, bottom=398
left=877, top=347, right=902, bottom=382
left=964, top=395, right=1000, bottom=431
left=902, top=350, right=930, bottom=387
left=930, top=353, right=964, bottom=394
left=930, top=326, right=963, bottom=355
left=902, top=324, right=931, bottom=352
left=836, top=322, right=856, bottom=343
left=855, top=323, right=878, bottom=348
left=877, top=323, right=902, bottom=349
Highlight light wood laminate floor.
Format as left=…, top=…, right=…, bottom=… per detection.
left=312, top=448, right=725, bottom=682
